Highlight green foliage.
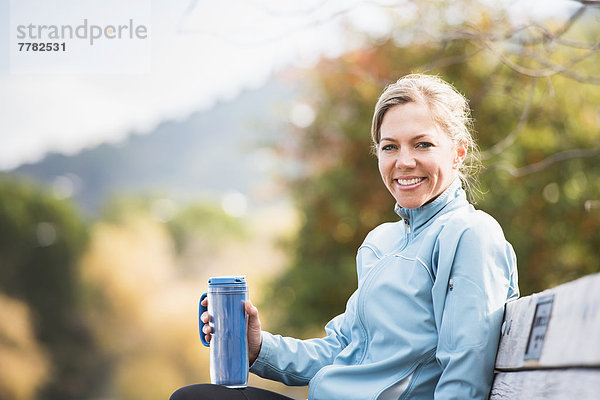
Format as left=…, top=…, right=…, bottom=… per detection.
left=0, top=176, right=107, bottom=400
left=268, top=13, right=600, bottom=336
left=0, top=176, right=85, bottom=330
left=167, top=202, right=249, bottom=253
left=99, top=195, right=248, bottom=254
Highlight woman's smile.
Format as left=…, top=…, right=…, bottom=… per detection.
left=394, top=176, right=426, bottom=187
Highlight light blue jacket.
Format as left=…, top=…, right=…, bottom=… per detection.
left=250, top=180, right=519, bottom=399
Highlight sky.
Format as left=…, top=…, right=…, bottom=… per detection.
left=0, top=0, right=579, bottom=170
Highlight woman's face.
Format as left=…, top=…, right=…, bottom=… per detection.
left=377, top=101, right=466, bottom=210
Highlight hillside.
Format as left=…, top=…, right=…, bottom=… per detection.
left=8, top=79, right=294, bottom=215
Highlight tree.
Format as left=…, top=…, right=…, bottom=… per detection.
left=0, top=176, right=106, bottom=400
left=266, top=3, right=600, bottom=336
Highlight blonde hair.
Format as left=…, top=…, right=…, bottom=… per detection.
left=371, top=74, right=481, bottom=199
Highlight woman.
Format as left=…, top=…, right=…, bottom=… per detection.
left=171, top=74, right=519, bottom=400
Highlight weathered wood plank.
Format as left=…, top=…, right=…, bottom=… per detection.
left=495, top=272, right=600, bottom=370
left=489, top=369, right=600, bottom=400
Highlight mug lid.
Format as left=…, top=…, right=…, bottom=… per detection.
left=208, top=275, right=246, bottom=285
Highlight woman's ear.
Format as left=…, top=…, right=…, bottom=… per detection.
left=453, top=141, right=467, bottom=169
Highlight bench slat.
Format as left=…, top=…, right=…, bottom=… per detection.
left=490, top=369, right=600, bottom=400
left=495, top=272, right=600, bottom=371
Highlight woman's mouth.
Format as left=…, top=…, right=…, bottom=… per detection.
left=395, top=177, right=425, bottom=187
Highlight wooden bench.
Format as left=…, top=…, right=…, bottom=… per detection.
left=489, top=272, right=600, bottom=399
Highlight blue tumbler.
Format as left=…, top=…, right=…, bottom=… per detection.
left=199, top=276, right=249, bottom=388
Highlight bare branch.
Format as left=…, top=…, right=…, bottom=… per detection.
left=512, top=23, right=599, bottom=50
left=493, top=147, right=600, bottom=177
left=518, top=4, right=587, bottom=42
left=519, top=40, right=600, bottom=66
left=441, top=29, right=493, bottom=42
left=443, top=5, right=588, bottom=47
left=479, top=39, right=600, bottom=84
left=557, top=69, right=600, bottom=84
left=422, top=47, right=485, bottom=70
left=176, top=0, right=407, bottom=45
left=506, top=41, right=600, bottom=83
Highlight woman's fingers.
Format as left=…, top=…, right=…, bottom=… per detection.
left=202, top=323, right=212, bottom=334
left=201, top=310, right=210, bottom=324
left=245, top=299, right=263, bottom=365
left=245, top=300, right=261, bottom=334
left=201, top=307, right=213, bottom=344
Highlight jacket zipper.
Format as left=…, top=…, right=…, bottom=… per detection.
left=354, top=208, right=413, bottom=364
left=397, top=210, right=411, bottom=237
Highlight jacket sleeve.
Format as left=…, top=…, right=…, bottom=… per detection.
left=432, top=218, right=519, bottom=399
left=249, top=291, right=357, bottom=386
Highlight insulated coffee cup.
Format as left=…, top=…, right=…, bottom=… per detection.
left=199, top=276, right=249, bottom=388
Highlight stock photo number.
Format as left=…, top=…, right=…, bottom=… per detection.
left=18, top=42, right=66, bottom=51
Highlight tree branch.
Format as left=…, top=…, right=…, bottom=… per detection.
left=479, top=39, right=600, bottom=84
left=506, top=5, right=587, bottom=45
left=176, top=0, right=407, bottom=45
left=493, top=147, right=600, bottom=177
left=511, top=23, right=599, bottom=50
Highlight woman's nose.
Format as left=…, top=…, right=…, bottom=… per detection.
left=394, top=149, right=416, bottom=169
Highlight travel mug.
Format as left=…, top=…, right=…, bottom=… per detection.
left=199, top=276, right=249, bottom=388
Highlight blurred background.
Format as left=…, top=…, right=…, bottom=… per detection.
left=0, top=0, right=599, bottom=399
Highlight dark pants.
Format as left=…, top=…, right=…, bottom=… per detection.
left=170, top=384, right=295, bottom=400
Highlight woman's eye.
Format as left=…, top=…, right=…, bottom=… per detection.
left=416, top=142, right=433, bottom=149
left=381, top=144, right=396, bottom=151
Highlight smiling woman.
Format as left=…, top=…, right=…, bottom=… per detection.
left=371, top=74, right=481, bottom=204
left=377, top=101, right=466, bottom=209
left=173, top=74, right=519, bottom=400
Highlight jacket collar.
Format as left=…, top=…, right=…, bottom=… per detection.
left=394, top=178, right=467, bottom=235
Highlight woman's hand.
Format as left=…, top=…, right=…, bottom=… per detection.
left=199, top=297, right=263, bottom=365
